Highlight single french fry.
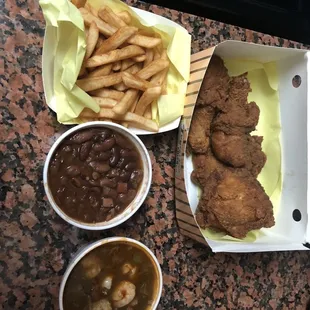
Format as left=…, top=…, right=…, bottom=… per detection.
left=78, top=65, right=87, bottom=77
left=112, top=61, right=121, bottom=71
left=80, top=8, right=116, bottom=37
left=88, top=64, right=113, bottom=77
left=80, top=108, right=159, bottom=132
left=89, top=89, right=125, bottom=100
left=114, top=82, right=128, bottom=92
left=136, top=59, right=169, bottom=80
left=84, top=26, right=89, bottom=38
left=121, top=59, right=135, bottom=71
left=85, top=21, right=99, bottom=60
left=135, top=86, right=162, bottom=116
left=95, top=26, right=138, bottom=55
left=125, top=63, right=142, bottom=74
left=123, top=114, right=158, bottom=132
left=130, top=94, right=139, bottom=113
left=132, top=55, right=146, bottom=62
left=84, top=3, right=98, bottom=17
left=91, top=97, right=118, bottom=108
left=160, top=49, right=168, bottom=60
left=117, top=11, right=132, bottom=24
left=144, top=105, right=152, bottom=119
left=122, top=72, right=153, bottom=91
left=120, top=121, right=129, bottom=128
left=144, top=49, right=154, bottom=67
left=151, top=67, right=169, bottom=89
left=76, top=73, right=122, bottom=91
left=128, top=34, right=161, bottom=49
left=95, top=36, right=105, bottom=50
left=71, top=0, right=86, bottom=8
left=86, top=45, right=145, bottom=68
left=112, top=89, right=138, bottom=115
left=150, top=51, right=169, bottom=86
left=98, top=6, right=127, bottom=28
left=162, top=76, right=168, bottom=94
left=153, top=49, right=161, bottom=60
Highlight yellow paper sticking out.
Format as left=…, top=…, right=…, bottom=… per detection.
left=199, top=58, right=282, bottom=242
left=40, top=0, right=191, bottom=128
left=40, top=0, right=100, bottom=123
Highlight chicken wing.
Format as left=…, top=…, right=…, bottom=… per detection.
left=196, top=170, right=275, bottom=239
left=196, top=55, right=230, bottom=112
left=188, top=106, right=215, bottom=154
left=211, top=131, right=266, bottom=177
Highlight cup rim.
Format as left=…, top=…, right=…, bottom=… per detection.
left=59, top=237, right=163, bottom=310
left=43, top=121, right=152, bottom=230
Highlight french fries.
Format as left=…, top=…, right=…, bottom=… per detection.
left=85, top=22, right=99, bottom=60
left=91, top=97, right=118, bottom=108
left=114, top=82, right=128, bottom=92
left=112, top=61, right=121, bottom=71
left=95, top=26, right=138, bottom=55
left=88, top=64, right=112, bottom=77
left=80, top=108, right=159, bottom=132
left=75, top=3, right=170, bottom=132
left=86, top=45, right=145, bottom=68
left=117, top=11, right=132, bottom=24
left=84, top=3, right=98, bottom=17
left=89, top=89, right=124, bottom=100
left=132, top=55, right=146, bottom=62
left=137, top=59, right=169, bottom=80
left=121, top=58, right=135, bottom=71
left=144, top=49, right=154, bottom=67
left=144, top=105, right=152, bottom=119
left=95, top=36, right=105, bottom=50
left=98, top=6, right=127, bottom=28
left=124, top=63, right=142, bottom=74
left=112, top=89, right=138, bottom=115
left=76, top=73, right=122, bottom=91
left=127, top=34, right=161, bottom=49
left=79, top=8, right=116, bottom=36
left=122, top=72, right=154, bottom=91
left=71, top=0, right=86, bottom=8
left=135, top=86, right=162, bottom=116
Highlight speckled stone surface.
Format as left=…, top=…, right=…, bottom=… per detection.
left=1, top=0, right=310, bottom=309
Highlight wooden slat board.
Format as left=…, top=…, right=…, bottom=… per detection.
left=175, top=47, right=215, bottom=245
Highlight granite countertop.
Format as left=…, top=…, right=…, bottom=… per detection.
left=1, top=0, right=310, bottom=309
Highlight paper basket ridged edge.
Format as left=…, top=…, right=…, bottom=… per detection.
left=175, top=47, right=215, bottom=245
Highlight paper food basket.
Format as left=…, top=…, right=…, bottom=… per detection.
left=175, top=41, right=310, bottom=253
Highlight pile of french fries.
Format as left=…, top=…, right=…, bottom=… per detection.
left=72, top=0, right=170, bottom=132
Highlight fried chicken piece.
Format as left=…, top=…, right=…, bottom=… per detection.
left=196, top=170, right=275, bottom=239
left=191, top=151, right=226, bottom=187
left=229, top=74, right=251, bottom=104
left=188, top=106, right=215, bottom=154
left=191, top=150, right=250, bottom=187
left=197, top=55, right=230, bottom=112
left=195, top=171, right=225, bottom=232
left=211, top=131, right=267, bottom=177
left=212, top=74, right=259, bottom=134
left=212, top=101, right=260, bottom=134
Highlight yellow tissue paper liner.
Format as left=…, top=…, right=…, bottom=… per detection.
left=40, top=0, right=191, bottom=127
left=200, top=59, right=282, bottom=243
left=40, top=0, right=100, bottom=122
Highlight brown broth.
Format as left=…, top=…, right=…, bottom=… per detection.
left=63, top=242, right=158, bottom=310
left=48, top=128, right=143, bottom=223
